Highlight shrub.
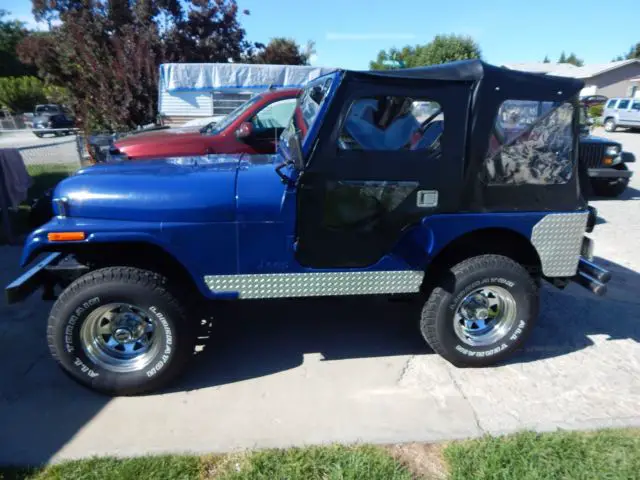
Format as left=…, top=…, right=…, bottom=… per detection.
left=0, top=76, right=46, bottom=112
left=588, top=104, right=604, bottom=118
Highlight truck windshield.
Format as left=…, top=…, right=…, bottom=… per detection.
left=201, top=94, right=262, bottom=134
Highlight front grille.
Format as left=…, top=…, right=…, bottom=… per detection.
left=579, top=143, right=605, bottom=168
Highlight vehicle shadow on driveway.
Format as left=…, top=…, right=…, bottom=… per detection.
left=513, top=256, right=640, bottom=363
left=590, top=185, right=640, bottom=201
left=180, top=256, right=640, bottom=390
left=178, top=296, right=428, bottom=391
left=0, top=248, right=109, bottom=466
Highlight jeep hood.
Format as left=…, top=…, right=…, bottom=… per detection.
left=54, top=155, right=245, bottom=222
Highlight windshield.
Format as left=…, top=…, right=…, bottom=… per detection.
left=35, top=105, right=60, bottom=115
left=201, top=94, right=262, bottom=134
left=279, top=73, right=338, bottom=167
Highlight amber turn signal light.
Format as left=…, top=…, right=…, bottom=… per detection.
left=47, top=232, right=86, bottom=242
left=603, top=157, right=614, bottom=166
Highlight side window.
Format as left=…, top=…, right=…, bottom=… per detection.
left=632, top=101, right=640, bottom=111
left=485, top=100, right=574, bottom=185
left=251, top=99, right=296, bottom=129
left=338, top=96, right=443, bottom=154
left=606, top=99, right=617, bottom=109
left=617, top=99, right=630, bottom=109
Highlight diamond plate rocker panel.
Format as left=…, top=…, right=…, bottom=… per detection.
left=204, top=271, right=424, bottom=299
left=531, top=212, right=588, bottom=277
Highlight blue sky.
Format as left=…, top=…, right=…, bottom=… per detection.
left=4, top=0, right=639, bottom=69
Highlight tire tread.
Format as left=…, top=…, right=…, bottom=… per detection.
left=47, top=266, right=192, bottom=395
left=421, top=254, right=537, bottom=366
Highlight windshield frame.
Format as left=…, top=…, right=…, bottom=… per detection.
left=279, top=71, right=341, bottom=168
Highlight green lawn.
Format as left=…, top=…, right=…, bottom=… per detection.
left=6, top=163, right=79, bottom=237
left=446, top=429, right=640, bottom=480
left=25, top=163, right=80, bottom=201
left=2, top=429, right=639, bottom=480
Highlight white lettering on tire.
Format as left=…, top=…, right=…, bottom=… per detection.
left=456, top=343, right=508, bottom=357
left=65, top=297, right=101, bottom=353
left=510, top=320, right=527, bottom=341
left=146, top=306, right=173, bottom=378
left=74, top=357, right=99, bottom=378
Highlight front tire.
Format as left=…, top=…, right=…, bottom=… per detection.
left=47, top=266, right=195, bottom=395
left=604, top=118, right=617, bottom=132
left=420, top=255, right=539, bottom=367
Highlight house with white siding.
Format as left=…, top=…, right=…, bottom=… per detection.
left=158, top=63, right=335, bottom=125
left=503, top=60, right=640, bottom=99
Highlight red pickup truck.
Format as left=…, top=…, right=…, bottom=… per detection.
left=110, top=88, right=300, bottom=160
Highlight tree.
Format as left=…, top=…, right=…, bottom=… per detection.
left=370, top=34, right=481, bottom=70
left=0, top=76, right=46, bottom=112
left=557, top=51, right=583, bottom=66
left=543, top=55, right=550, bottom=63
left=0, top=10, right=36, bottom=77
left=565, top=53, right=584, bottom=67
left=613, top=42, right=640, bottom=61
left=628, top=42, right=640, bottom=59
left=18, top=0, right=255, bottom=131
left=249, top=38, right=313, bottom=65
left=18, top=0, right=312, bottom=131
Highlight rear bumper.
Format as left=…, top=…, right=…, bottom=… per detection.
left=588, top=168, right=633, bottom=178
left=5, top=253, right=61, bottom=304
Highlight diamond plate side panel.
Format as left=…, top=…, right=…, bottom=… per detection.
left=204, top=271, right=424, bottom=299
left=531, top=212, right=588, bottom=277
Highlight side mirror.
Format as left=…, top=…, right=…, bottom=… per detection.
left=236, top=122, right=254, bottom=139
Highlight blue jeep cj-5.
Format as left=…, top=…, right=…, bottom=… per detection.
left=6, top=61, right=610, bottom=395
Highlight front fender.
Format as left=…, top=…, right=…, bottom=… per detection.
left=20, top=217, right=215, bottom=297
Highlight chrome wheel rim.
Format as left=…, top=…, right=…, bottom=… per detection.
left=453, top=286, right=517, bottom=347
left=80, top=303, right=159, bottom=373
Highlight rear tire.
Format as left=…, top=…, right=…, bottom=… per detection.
left=604, top=118, right=617, bottom=132
left=47, top=266, right=195, bottom=395
left=420, top=254, right=538, bottom=367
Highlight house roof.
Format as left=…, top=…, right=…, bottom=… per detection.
left=504, top=59, right=640, bottom=79
left=502, top=62, right=577, bottom=74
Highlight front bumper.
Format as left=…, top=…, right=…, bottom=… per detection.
left=5, top=253, right=61, bottom=304
left=588, top=168, right=633, bottom=178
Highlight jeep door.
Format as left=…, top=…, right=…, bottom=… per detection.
left=296, top=78, right=471, bottom=268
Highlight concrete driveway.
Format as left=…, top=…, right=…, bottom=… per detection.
left=1, top=129, right=639, bottom=464
left=0, top=130, right=80, bottom=165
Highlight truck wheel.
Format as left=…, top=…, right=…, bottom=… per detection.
left=591, top=165, right=629, bottom=198
left=604, top=118, right=617, bottom=132
left=47, top=266, right=195, bottom=395
left=420, top=254, right=538, bottom=367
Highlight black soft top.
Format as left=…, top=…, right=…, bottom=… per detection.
left=349, top=60, right=584, bottom=99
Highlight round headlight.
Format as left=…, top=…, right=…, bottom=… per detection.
left=605, top=145, right=620, bottom=156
